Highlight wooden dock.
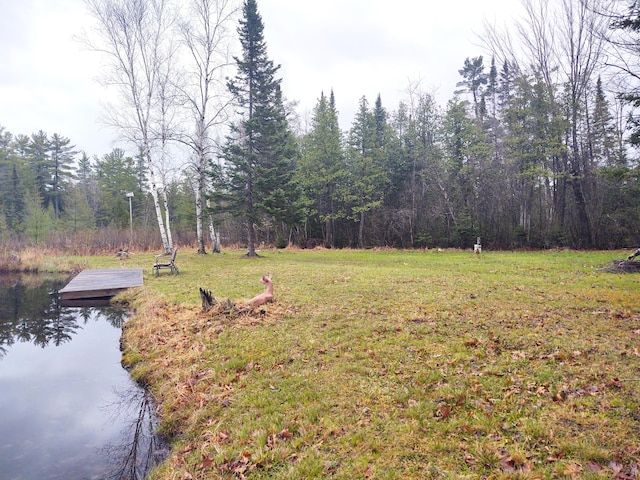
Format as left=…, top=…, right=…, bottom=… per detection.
left=59, top=268, right=144, bottom=301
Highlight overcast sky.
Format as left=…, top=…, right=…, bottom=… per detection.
left=0, top=0, right=523, bottom=157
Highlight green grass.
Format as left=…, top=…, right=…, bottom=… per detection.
left=89, top=248, right=640, bottom=479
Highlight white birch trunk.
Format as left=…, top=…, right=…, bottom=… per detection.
left=146, top=156, right=171, bottom=253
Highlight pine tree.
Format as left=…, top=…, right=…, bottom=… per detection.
left=456, top=56, right=488, bottom=121
left=27, top=131, right=52, bottom=209
left=76, top=151, right=92, bottom=184
left=217, top=0, right=300, bottom=256
left=591, top=77, right=620, bottom=167
left=94, top=148, right=139, bottom=227
left=296, top=90, right=346, bottom=247
left=49, top=133, right=77, bottom=220
left=346, top=96, right=388, bottom=248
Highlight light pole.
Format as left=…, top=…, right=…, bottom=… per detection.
left=126, top=192, right=134, bottom=244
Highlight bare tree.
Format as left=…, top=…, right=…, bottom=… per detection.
left=83, top=0, right=177, bottom=253
left=559, top=0, right=609, bottom=246
left=177, top=0, right=237, bottom=254
left=482, top=0, right=609, bottom=247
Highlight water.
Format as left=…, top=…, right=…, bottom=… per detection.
left=0, top=275, right=167, bottom=480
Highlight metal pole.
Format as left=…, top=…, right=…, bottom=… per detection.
left=126, top=192, right=134, bottom=244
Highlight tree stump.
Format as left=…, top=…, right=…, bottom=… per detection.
left=199, top=288, right=215, bottom=312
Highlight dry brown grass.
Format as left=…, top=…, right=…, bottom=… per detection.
left=0, top=247, right=87, bottom=273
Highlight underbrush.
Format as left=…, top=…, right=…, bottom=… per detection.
left=102, top=249, right=640, bottom=479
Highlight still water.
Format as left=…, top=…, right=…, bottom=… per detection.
left=0, top=275, right=166, bottom=480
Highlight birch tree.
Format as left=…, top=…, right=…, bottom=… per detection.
left=84, top=0, right=176, bottom=253
left=177, top=0, right=237, bottom=254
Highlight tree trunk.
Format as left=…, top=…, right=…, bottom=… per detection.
left=196, top=173, right=206, bottom=254
left=247, top=217, right=257, bottom=256
left=146, top=152, right=171, bottom=253
left=161, top=187, right=174, bottom=253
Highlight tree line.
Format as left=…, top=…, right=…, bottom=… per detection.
left=1, top=0, right=640, bottom=252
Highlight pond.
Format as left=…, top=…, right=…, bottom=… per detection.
left=0, top=274, right=167, bottom=480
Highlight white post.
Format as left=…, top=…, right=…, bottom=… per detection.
left=126, top=192, right=134, bottom=243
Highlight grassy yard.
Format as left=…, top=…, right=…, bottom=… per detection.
left=87, top=248, right=640, bottom=479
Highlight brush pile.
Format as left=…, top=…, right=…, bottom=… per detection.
left=601, top=260, right=640, bottom=273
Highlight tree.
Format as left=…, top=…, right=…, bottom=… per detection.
left=216, top=0, right=299, bottom=256
left=177, top=0, right=237, bottom=254
left=605, top=1, right=640, bottom=148
left=456, top=56, right=488, bottom=120
left=0, top=127, right=26, bottom=232
left=590, top=76, right=621, bottom=167
left=85, top=0, right=177, bottom=253
left=441, top=97, right=488, bottom=246
left=24, top=189, right=53, bottom=244
left=345, top=96, right=388, bottom=248
left=296, top=90, right=346, bottom=247
left=49, top=133, right=77, bottom=220
left=94, top=148, right=139, bottom=227
left=26, top=131, right=52, bottom=209
left=482, top=0, right=610, bottom=247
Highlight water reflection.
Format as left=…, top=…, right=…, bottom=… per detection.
left=0, top=275, right=127, bottom=356
left=0, top=275, right=167, bottom=480
left=103, top=387, right=169, bottom=480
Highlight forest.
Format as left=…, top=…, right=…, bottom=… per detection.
left=1, top=0, right=640, bottom=253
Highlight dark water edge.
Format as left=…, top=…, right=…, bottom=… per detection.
left=0, top=274, right=168, bottom=480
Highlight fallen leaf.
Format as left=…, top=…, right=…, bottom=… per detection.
left=201, top=453, right=215, bottom=469
left=587, top=461, right=603, bottom=471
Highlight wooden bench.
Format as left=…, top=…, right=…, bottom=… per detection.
left=153, top=249, right=179, bottom=276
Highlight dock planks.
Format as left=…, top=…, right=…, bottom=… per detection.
left=59, top=268, right=144, bottom=300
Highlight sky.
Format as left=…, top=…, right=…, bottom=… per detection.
left=0, top=0, right=524, bottom=158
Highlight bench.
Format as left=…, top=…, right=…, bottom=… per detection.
left=153, top=249, right=179, bottom=276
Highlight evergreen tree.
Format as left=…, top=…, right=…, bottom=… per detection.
left=26, top=131, right=52, bottom=209
left=64, top=183, right=96, bottom=233
left=498, top=60, right=516, bottom=115
left=6, top=164, right=26, bottom=233
left=591, top=77, right=620, bottom=167
left=49, top=133, right=77, bottom=220
left=0, top=127, right=13, bottom=230
left=346, top=96, right=388, bottom=248
left=24, top=189, right=53, bottom=244
left=456, top=56, right=488, bottom=120
left=76, top=151, right=92, bottom=183
left=94, top=148, right=139, bottom=227
left=296, top=90, right=346, bottom=247
left=216, top=0, right=300, bottom=256
left=441, top=97, right=485, bottom=246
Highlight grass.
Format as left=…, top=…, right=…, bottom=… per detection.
left=82, top=248, right=640, bottom=479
